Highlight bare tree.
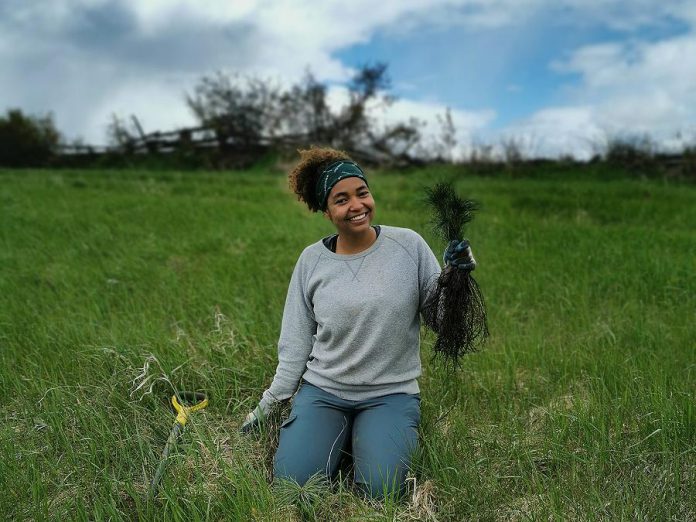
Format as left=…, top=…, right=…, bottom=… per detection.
left=334, top=62, right=393, bottom=150
left=500, top=135, right=524, bottom=168
left=436, top=108, right=457, bottom=162
left=277, top=70, right=334, bottom=142
left=106, top=114, right=138, bottom=154
left=186, top=72, right=281, bottom=149
left=181, top=63, right=423, bottom=165
left=368, top=118, right=424, bottom=161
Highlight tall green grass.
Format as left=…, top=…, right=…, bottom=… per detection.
left=1, top=167, right=694, bottom=520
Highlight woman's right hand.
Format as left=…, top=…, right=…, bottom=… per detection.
left=240, top=409, right=261, bottom=433
left=240, top=400, right=273, bottom=433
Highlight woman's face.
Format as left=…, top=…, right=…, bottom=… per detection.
left=323, top=176, right=376, bottom=236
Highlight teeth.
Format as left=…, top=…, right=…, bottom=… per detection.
left=349, top=213, right=367, bottom=221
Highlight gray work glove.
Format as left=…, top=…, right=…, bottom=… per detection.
left=240, top=396, right=275, bottom=433
left=443, top=239, right=476, bottom=270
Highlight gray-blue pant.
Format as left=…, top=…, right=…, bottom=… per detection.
left=273, top=381, right=420, bottom=498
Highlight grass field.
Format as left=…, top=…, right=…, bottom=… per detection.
left=1, top=166, right=694, bottom=521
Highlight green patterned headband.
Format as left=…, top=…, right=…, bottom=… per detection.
left=315, top=160, right=368, bottom=210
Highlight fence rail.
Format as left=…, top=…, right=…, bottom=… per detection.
left=55, top=120, right=422, bottom=168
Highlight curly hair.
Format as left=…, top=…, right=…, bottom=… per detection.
left=288, top=146, right=354, bottom=212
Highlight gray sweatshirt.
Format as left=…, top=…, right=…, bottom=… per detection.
left=259, top=225, right=441, bottom=411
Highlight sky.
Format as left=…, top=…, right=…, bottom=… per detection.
left=1, top=0, right=695, bottom=159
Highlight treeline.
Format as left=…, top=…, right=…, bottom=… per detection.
left=1, top=63, right=695, bottom=178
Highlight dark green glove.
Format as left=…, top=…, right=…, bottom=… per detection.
left=443, top=239, right=476, bottom=270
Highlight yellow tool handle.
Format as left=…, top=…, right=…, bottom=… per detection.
left=172, top=393, right=209, bottom=425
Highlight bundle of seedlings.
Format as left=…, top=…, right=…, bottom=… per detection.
left=422, top=182, right=488, bottom=365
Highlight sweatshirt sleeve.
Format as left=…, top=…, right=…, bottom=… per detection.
left=416, top=233, right=443, bottom=331
left=259, top=251, right=317, bottom=410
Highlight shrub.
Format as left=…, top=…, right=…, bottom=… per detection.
left=603, top=133, right=658, bottom=175
left=680, top=145, right=696, bottom=179
left=0, top=109, right=61, bottom=167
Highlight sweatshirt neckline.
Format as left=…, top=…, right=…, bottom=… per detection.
left=319, top=226, right=385, bottom=260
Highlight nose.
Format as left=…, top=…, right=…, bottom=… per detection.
left=348, top=195, right=364, bottom=210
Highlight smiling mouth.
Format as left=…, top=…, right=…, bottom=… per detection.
left=347, top=211, right=369, bottom=222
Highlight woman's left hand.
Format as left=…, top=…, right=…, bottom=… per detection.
left=443, top=239, right=476, bottom=271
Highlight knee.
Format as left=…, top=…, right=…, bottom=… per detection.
left=273, top=456, right=314, bottom=487
left=274, top=448, right=337, bottom=487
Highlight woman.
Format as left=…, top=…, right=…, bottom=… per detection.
left=242, top=147, right=475, bottom=498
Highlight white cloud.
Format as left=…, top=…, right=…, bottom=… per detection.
left=558, top=0, right=691, bottom=31
left=554, top=35, right=696, bottom=96
left=506, top=106, right=603, bottom=159
left=86, top=78, right=198, bottom=142
left=123, top=0, right=259, bottom=33
left=532, top=30, right=696, bottom=155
